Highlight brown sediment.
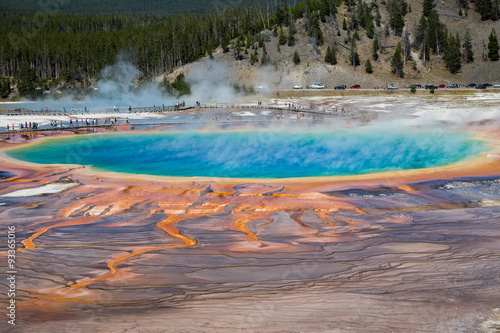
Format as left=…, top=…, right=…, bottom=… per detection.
left=71, top=202, right=226, bottom=288
left=1, top=124, right=500, bottom=332
left=18, top=216, right=99, bottom=252
left=230, top=205, right=267, bottom=243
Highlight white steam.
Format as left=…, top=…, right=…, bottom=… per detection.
left=10, top=56, right=250, bottom=110
left=184, top=60, right=240, bottom=103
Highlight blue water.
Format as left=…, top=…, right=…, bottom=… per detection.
left=6, top=130, right=487, bottom=178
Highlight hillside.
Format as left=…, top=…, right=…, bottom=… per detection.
left=1, top=0, right=499, bottom=101
left=168, top=0, right=500, bottom=90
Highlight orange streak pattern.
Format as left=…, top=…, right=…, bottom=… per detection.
left=317, top=211, right=337, bottom=228
left=72, top=203, right=226, bottom=288
left=18, top=216, right=99, bottom=252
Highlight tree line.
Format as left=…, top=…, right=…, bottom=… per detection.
left=0, top=0, right=499, bottom=98
left=0, top=0, right=282, bottom=15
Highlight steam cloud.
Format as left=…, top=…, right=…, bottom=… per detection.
left=10, top=56, right=251, bottom=110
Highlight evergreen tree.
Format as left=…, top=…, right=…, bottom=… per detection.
left=343, top=17, right=348, bottom=30
left=222, top=36, right=230, bottom=53
left=171, top=73, right=191, bottom=96
left=493, top=0, right=500, bottom=20
left=488, top=29, right=500, bottom=60
left=422, top=0, right=435, bottom=17
left=325, top=45, right=337, bottom=64
left=233, top=38, right=243, bottom=60
left=463, top=30, right=474, bottom=63
left=420, top=31, right=430, bottom=61
left=391, top=42, right=404, bottom=77
left=307, top=12, right=324, bottom=45
left=475, top=0, right=493, bottom=20
left=282, top=0, right=290, bottom=26
left=250, top=49, right=259, bottom=65
left=325, top=46, right=332, bottom=64
left=444, top=33, right=462, bottom=73
left=475, top=0, right=499, bottom=20
left=16, top=65, right=39, bottom=97
left=287, top=21, right=296, bottom=46
left=365, top=59, right=373, bottom=73
left=350, top=39, right=361, bottom=67
left=353, top=51, right=361, bottom=66
left=261, top=44, right=271, bottom=65
left=160, top=77, right=175, bottom=95
left=0, top=78, right=11, bottom=99
left=287, top=31, right=295, bottom=46
left=365, top=14, right=375, bottom=39
left=293, top=50, right=301, bottom=64
left=320, top=0, right=332, bottom=21
left=279, top=28, right=287, bottom=45
left=415, top=13, right=427, bottom=47
left=372, top=36, right=379, bottom=60
left=427, top=10, right=447, bottom=55
left=275, top=0, right=288, bottom=26
left=387, top=0, right=408, bottom=36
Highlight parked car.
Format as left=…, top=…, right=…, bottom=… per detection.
left=466, top=83, right=476, bottom=88
left=308, top=83, right=325, bottom=89
left=438, top=84, right=446, bottom=88
left=482, top=83, right=492, bottom=87
left=292, top=84, right=302, bottom=89
left=493, top=83, right=500, bottom=88
left=334, top=85, right=346, bottom=90
left=350, top=84, right=361, bottom=89
left=475, top=84, right=487, bottom=89
left=446, top=84, right=459, bottom=88
left=424, top=84, right=436, bottom=89
left=387, top=84, right=399, bottom=90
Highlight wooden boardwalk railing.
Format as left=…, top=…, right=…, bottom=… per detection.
left=0, top=103, right=357, bottom=134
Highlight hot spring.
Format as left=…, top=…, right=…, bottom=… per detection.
left=6, top=130, right=487, bottom=178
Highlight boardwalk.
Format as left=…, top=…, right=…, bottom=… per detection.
left=1, top=104, right=187, bottom=116
left=0, top=103, right=358, bottom=134
left=1, top=103, right=349, bottom=116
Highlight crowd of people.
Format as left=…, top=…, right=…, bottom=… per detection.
left=4, top=117, right=122, bottom=132
left=3, top=101, right=356, bottom=133
left=6, top=122, right=40, bottom=131
left=285, top=102, right=353, bottom=115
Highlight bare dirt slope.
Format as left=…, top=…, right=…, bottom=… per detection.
left=166, top=0, right=500, bottom=90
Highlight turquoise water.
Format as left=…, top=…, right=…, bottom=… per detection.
left=6, top=130, right=487, bottom=178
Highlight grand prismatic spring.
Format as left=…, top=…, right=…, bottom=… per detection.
left=1, top=95, right=500, bottom=332
left=5, top=130, right=487, bottom=178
